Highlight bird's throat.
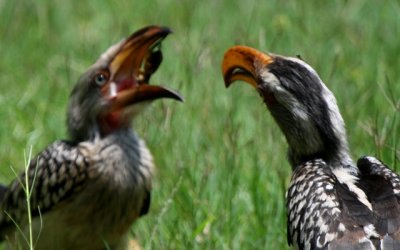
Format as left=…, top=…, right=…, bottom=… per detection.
left=260, top=90, right=277, bottom=106
left=99, top=112, right=129, bottom=136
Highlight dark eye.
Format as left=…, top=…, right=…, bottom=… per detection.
left=94, top=73, right=108, bottom=86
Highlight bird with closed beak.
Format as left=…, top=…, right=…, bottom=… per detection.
left=222, top=45, right=400, bottom=250
left=0, top=25, right=183, bottom=250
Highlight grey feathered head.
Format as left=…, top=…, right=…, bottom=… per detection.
left=222, top=45, right=352, bottom=168
left=67, top=26, right=183, bottom=142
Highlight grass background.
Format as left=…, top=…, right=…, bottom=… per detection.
left=0, top=0, right=399, bottom=249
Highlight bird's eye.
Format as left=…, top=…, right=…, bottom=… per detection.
left=94, top=73, right=108, bottom=86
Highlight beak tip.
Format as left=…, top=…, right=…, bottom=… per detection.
left=148, top=25, right=172, bottom=39
left=175, top=94, right=185, bottom=103
left=159, top=26, right=173, bottom=37
left=223, top=79, right=233, bottom=88
left=222, top=67, right=235, bottom=88
left=160, top=86, right=184, bottom=103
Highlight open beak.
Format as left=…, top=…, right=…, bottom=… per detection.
left=221, top=45, right=274, bottom=89
left=103, top=25, right=183, bottom=112
left=108, top=84, right=182, bottom=112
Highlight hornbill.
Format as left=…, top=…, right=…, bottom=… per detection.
left=222, top=45, right=400, bottom=249
left=0, top=26, right=183, bottom=250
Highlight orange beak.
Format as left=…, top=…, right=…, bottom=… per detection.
left=221, top=45, right=274, bottom=89
left=102, top=25, right=183, bottom=113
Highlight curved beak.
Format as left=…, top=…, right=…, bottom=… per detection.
left=221, top=45, right=274, bottom=88
left=103, top=25, right=183, bottom=112
left=108, top=85, right=183, bottom=112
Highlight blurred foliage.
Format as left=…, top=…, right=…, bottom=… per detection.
left=0, top=0, right=399, bottom=249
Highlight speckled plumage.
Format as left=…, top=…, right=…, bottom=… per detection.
left=286, top=157, right=400, bottom=250
left=1, top=131, right=153, bottom=249
left=0, top=26, right=181, bottom=250
left=222, top=45, right=400, bottom=250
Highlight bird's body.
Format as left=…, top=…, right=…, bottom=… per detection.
left=0, top=26, right=182, bottom=250
left=2, top=130, right=153, bottom=249
left=222, top=46, right=400, bottom=249
left=287, top=156, right=400, bottom=250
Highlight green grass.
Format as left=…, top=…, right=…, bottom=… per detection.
left=0, top=0, right=399, bottom=249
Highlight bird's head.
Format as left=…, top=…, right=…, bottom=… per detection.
left=222, top=45, right=352, bottom=168
left=67, top=26, right=183, bottom=141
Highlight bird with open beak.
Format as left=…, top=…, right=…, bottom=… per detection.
left=222, top=45, right=400, bottom=249
left=0, top=25, right=183, bottom=250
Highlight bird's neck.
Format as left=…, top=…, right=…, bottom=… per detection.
left=279, top=86, right=357, bottom=171
left=93, top=128, right=153, bottom=186
left=98, top=112, right=133, bottom=138
left=281, top=103, right=355, bottom=170
left=288, top=145, right=353, bottom=167
left=68, top=116, right=134, bottom=143
left=287, top=130, right=355, bottom=171
left=98, top=128, right=138, bottom=145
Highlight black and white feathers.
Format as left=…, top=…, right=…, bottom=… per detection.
left=287, top=156, right=400, bottom=250
left=0, top=26, right=182, bottom=250
left=222, top=45, right=400, bottom=249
